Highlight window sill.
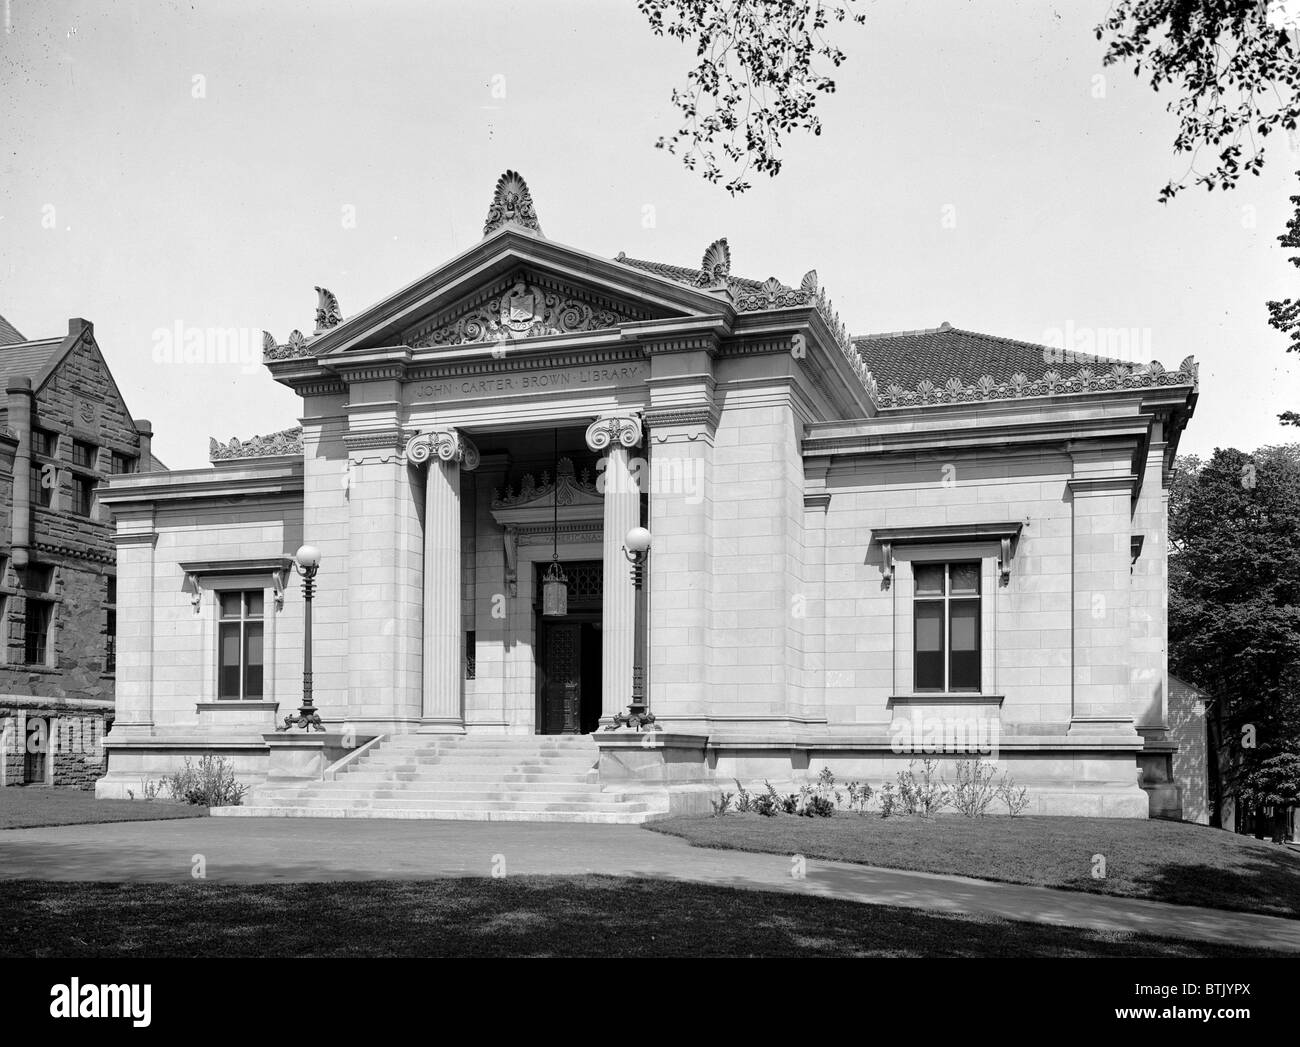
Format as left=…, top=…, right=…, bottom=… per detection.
left=888, top=693, right=1004, bottom=705
left=195, top=701, right=278, bottom=711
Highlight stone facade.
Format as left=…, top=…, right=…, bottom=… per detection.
left=0, top=317, right=156, bottom=787
left=95, top=174, right=1198, bottom=819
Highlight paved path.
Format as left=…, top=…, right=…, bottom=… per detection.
left=1, top=818, right=1296, bottom=951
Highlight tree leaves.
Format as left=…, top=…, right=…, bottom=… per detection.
left=1096, top=1, right=1300, bottom=203
left=638, top=0, right=866, bottom=194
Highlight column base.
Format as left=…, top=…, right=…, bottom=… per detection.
left=415, top=719, right=467, bottom=735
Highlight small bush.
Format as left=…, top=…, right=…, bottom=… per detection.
left=948, top=759, right=999, bottom=818
left=802, top=794, right=835, bottom=818
left=780, top=792, right=800, bottom=815
left=897, top=759, right=949, bottom=817
left=997, top=772, right=1031, bottom=816
left=845, top=780, right=874, bottom=815
left=711, top=791, right=734, bottom=816
left=161, top=756, right=246, bottom=807
left=752, top=780, right=782, bottom=817
left=878, top=781, right=898, bottom=818
left=733, top=779, right=753, bottom=813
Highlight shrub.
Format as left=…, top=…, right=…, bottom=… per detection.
left=897, top=759, right=949, bottom=816
left=161, top=756, right=246, bottom=807
left=711, top=791, right=734, bottom=816
left=753, top=784, right=780, bottom=817
left=802, top=794, right=835, bottom=818
left=845, top=780, right=874, bottom=815
left=947, top=759, right=999, bottom=818
left=733, top=779, right=753, bottom=813
left=780, top=792, right=800, bottom=815
left=878, top=781, right=898, bottom=818
left=996, top=772, right=1031, bottom=816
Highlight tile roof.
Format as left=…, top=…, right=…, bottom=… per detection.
left=0, top=337, right=63, bottom=388
left=614, top=253, right=772, bottom=293
left=854, top=323, right=1136, bottom=391
left=856, top=323, right=1198, bottom=409
left=0, top=313, right=25, bottom=346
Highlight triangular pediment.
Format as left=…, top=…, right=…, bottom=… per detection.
left=401, top=266, right=658, bottom=350
left=303, top=229, right=733, bottom=359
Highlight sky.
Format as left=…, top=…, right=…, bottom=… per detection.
left=0, top=0, right=1297, bottom=469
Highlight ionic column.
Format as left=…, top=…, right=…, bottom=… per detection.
left=586, top=414, right=643, bottom=724
left=406, top=428, right=480, bottom=730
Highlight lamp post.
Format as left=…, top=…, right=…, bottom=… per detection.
left=609, top=526, right=659, bottom=731
left=280, top=544, right=324, bottom=732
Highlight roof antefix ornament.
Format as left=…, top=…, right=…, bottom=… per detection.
left=483, top=170, right=543, bottom=238
left=314, top=287, right=343, bottom=333
left=695, top=238, right=731, bottom=289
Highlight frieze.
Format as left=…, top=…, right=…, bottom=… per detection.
left=411, top=361, right=644, bottom=400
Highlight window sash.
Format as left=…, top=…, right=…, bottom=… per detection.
left=217, top=590, right=265, bottom=700
left=24, top=600, right=52, bottom=665
left=913, top=562, right=981, bottom=693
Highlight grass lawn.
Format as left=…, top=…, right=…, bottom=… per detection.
left=0, top=876, right=1285, bottom=958
left=648, top=814, right=1300, bottom=919
left=0, top=787, right=207, bottom=830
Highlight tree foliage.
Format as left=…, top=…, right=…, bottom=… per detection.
left=1169, top=445, right=1300, bottom=833
left=638, top=0, right=865, bottom=194
left=1268, top=172, right=1300, bottom=425
left=1096, top=1, right=1300, bottom=203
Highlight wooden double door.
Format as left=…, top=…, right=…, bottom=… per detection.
left=536, top=616, right=602, bottom=735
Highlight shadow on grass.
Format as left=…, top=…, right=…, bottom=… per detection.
left=0, top=877, right=1285, bottom=959
left=647, top=815, right=1300, bottom=919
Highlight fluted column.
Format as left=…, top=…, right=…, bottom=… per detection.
left=407, top=428, right=480, bottom=730
left=586, top=414, right=643, bottom=724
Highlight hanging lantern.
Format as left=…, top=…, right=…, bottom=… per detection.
left=541, top=427, right=568, bottom=616
left=542, top=558, right=568, bottom=616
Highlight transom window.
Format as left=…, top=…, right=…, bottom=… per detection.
left=217, top=590, right=264, bottom=700
left=913, top=561, right=981, bottom=693
left=71, top=440, right=97, bottom=470
left=30, top=428, right=56, bottom=458
left=110, top=452, right=137, bottom=475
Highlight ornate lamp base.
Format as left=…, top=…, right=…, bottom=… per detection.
left=605, top=705, right=661, bottom=732
left=279, top=702, right=325, bottom=732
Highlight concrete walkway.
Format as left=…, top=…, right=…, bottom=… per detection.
left=1, top=818, right=1296, bottom=951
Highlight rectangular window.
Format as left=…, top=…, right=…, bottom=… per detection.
left=465, top=630, right=476, bottom=680
left=30, top=428, right=56, bottom=458
left=217, top=590, right=264, bottom=700
left=71, top=440, right=97, bottom=470
left=105, top=608, right=117, bottom=673
left=29, top=463, right=54, bottom=508
left=105, top=575, right=117, bottom=673
left=72, top=476, right=96, bottom=516
left=913, top=561, right=981, bottom=693
left=110, top=452, right=137, bottom=475
left=24, top=565, right=54, bottom=594
left=24, top=599, right=52, bottom=666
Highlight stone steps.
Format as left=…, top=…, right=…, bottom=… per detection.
left=215, top=733, right=667, bottom=824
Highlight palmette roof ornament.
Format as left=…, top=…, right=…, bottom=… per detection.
left=483, top=170, right=543, bottom=238
left=314, top=286, right=343, bottom=333
left=209, top=426, right=304, bottom=461
left=695, top=238, right=731, bottom=289
left=875, top=356, right=1200, bottom=408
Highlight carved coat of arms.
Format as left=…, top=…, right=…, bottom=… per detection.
left=501, top=281, right=543, bottom=333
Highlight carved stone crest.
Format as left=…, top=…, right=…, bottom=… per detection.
left=501, top=280, right=543, bottom=332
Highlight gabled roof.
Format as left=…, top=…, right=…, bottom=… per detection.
left=0, top=337, right=63, bottom=388
left=0, top=313, right=26, bottom=346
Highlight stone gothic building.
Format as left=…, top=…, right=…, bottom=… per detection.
left=0, top=315, right=159, bottom=788
left=94, top=172, right=1198, bottom=822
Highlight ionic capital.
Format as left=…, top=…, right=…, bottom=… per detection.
left=585, top=413, right=642, bottom=453
left=405, top=427, right=480, bottom=471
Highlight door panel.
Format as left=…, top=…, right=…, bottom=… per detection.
left=541, top=623, right=582, bottom=734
